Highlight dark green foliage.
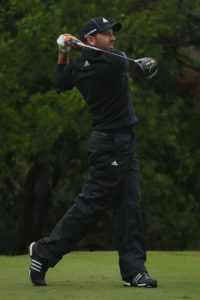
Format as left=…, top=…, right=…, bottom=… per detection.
left=0, top=0, right=199, bottom=253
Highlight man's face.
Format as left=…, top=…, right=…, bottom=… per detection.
left=86, top=29, right=116, bottom=51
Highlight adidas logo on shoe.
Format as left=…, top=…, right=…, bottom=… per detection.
left=30, top=259, right=43, bottom=273
left=123, top=272, right=157, bottom=288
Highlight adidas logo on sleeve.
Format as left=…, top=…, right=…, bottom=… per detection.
left=84, top=60, right=90, bottom=67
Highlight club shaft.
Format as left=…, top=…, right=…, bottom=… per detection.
left=70, top=40, right=139, bottom=63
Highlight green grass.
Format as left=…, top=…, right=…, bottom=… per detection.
left=0, top=251, right=199, bottom=300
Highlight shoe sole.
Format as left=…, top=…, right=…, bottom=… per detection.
left=123, top=281, right=157, bottom=288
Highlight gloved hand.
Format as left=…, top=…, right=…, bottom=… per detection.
left=56, top=34, right=82, bottom=52
left=135, top=57, right=158, bottom=78
left=57, top=34, right=70, bottom=53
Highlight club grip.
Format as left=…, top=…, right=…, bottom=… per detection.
left=70, top=40, right=78, bottom=45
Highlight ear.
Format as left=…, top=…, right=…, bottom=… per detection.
left=86, top=35, right=96, bottom=46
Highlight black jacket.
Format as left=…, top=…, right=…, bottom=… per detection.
left=56, top=48, right=137, bottom=130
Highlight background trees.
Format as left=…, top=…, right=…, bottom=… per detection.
left=0, top=0, right=199, bottom=254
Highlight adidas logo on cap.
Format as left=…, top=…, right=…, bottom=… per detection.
left=102, top=18, right=109, bottom=23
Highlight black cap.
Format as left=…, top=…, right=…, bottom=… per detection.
left=80, top=17, right=122, bottom=41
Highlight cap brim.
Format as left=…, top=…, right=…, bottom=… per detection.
left=99, top=22, right=122, bottom=33
left=111, top=22, right=122, bottom=32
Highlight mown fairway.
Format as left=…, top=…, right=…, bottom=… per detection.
left=0, top=251, right=199, bottom=300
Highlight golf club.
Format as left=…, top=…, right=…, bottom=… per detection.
left=70, top=40, right=158, bottom=78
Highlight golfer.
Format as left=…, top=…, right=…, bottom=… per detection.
left=28, top=17, right=157, bottom=288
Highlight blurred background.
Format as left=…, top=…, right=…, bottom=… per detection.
left=0, top=0, right=199, bottom=254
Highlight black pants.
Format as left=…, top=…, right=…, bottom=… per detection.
left=35, top=130, right=147, bottom=279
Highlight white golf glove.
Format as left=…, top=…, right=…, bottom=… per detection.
left=56, top=35, right=70, bottom=53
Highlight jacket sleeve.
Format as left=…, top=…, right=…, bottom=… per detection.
left=56, top=62, right=74, bottom=91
